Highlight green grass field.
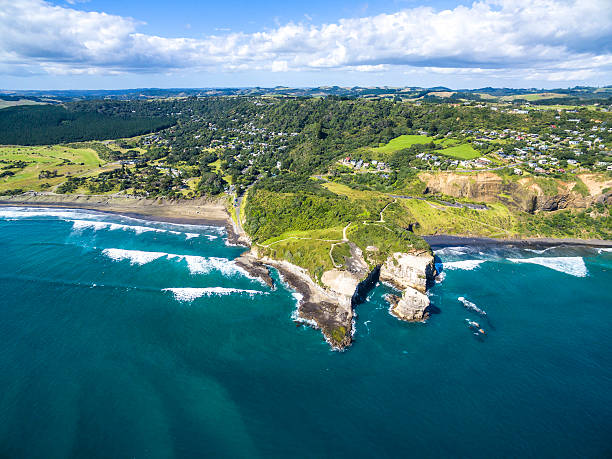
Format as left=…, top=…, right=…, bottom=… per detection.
left=500, top=93, right=566, bottom=102
left=258, top=228, right=344, bottom=283
left=372, top=135, right=434, bottom=153
left=396, top=199, right=517, bottom=237
left=437, top=143, right=481, bottom=160
left=0, top=145, right=107, bottom=193
left=322, top=181, right=386, bottom=200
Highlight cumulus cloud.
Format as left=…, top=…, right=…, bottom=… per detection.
left=1, top=0, right=611, bottom=83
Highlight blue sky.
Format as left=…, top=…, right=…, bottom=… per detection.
left=1, top=0, right=611, bottom=89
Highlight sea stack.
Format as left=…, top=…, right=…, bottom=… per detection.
left=379, top=251, right=437, bottom=322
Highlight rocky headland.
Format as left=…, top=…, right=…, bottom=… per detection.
left=236, top=244, right=437, bottom=350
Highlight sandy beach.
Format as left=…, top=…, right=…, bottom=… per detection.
left=0, top=193, right=252, bottom=246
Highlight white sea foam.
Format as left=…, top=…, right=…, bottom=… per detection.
left=291, top=310, right=318, bottom=328
left=291, top=292, right=304, bottom=306
left=0, top=206, right=224, bottom=235
left=179, top=255, right=247, bottom=277
left=101, top=248, right=167, bottom=265
left=101, top=248, right=248, bottom=277
left=443, top=260, right=485, bottom=271
left=435, top=271, right=446, bottom=283
left=0, top=207, right=89, bottom=220
left=524, top=247, right=557, bottom=254
left=71, top=219, right=214, bottom=240
left=72, top=219, right=168, bottom=235
left=458, top=296, right=487, bottom=316
left=507, top=256, right=587, bottom=277
left=435, top=246, right=470, bottom=257
left=163, top=287, right=267, bottom=302
left=597, top=248, right=612, bottom=254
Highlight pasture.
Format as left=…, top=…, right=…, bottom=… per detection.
left=437, top=143, right=481, bottom=160
left=372, top=135, right=434, bottom=153
left=0, top=145, right=107, bottom=193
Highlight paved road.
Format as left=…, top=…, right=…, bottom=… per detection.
left=389, top=194, right=487, bottom=210
left=234, top=194, right=244, bottom=234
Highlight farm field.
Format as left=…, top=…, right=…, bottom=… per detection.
left=437, top=143, right=481, bottom=160
left=0, top=99, right=47, bottom=109
left=500, top=92, right=566, bottom=101
left=372, top=134, right=434, bottom=153
left=0, top=145, right=108, bottom=193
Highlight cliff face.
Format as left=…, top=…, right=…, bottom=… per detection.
left=241, top=245, right=438, bottom=349
left=419, top=171, right=607, bottom=213
left=379, top=251, right=437, bottom=322
left=379, top=252, right=436, bottom=293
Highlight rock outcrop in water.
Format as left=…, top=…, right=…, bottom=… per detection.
left=379, top=251, right=437, bottom=322
left=385, top=288, right=431, bottom=321
left=236, top=244, right=438, bottom=350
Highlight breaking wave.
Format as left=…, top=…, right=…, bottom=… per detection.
left=435, top=246, right=470, bottom=257
left=458, top=297, right=487, bottom=316
left=443, top=260, right=485, bottom=271
left=163, top=287, right=267, bottom=302
left=0, top=207, right=87, bottom=220
left=72, top=219, right=174, bottom=235
left=71, top=219, right=212, bottom=240
left=101, top=248, right=248, bottom=276
left=102, top=248, right=167, bottom=265
left=507, top=256, right=587, bottom=277
left=0, top=207, right=221, bottom=240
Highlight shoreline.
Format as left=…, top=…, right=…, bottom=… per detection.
left=424, top=234, right=612, bottom=249
left=0, top=194, right=249, bottom=246
left=4, top=195, right=608, bottom=249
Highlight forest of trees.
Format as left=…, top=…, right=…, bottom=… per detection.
left=0, top=104, right=175, bottom=145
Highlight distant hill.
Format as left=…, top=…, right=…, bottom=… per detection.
left=2, top=85, right=611, bottom=104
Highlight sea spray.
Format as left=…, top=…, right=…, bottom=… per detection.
left=100, top=248, right=251, bottom=277
left=163, top=287, right=267, bottom=302
left=102, top=248, right=168, bottom=265
left=443, top=260, right=485, bottom=271
left=507, top=256, right=587, bottom=277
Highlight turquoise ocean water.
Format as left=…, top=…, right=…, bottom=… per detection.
left=0, top=206, right=611, bottom=458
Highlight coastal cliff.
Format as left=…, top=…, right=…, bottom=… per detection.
left=237, top=245, right=438, bottom=350
left=419, top=171, right=612, bottom=213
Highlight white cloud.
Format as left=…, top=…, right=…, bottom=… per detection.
left=0, top=0, right=611, bottom=85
